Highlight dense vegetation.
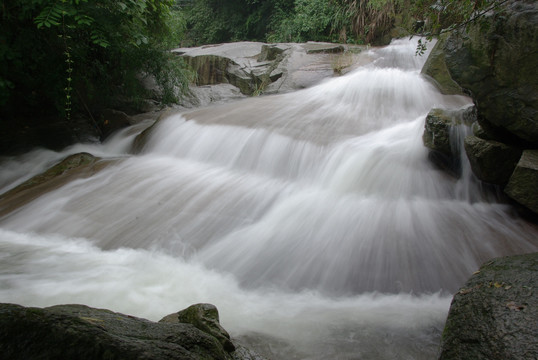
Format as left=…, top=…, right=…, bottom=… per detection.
left=0, top=0, right=504, bottom=153
left=181, top=0, right=502, bottom=45
left=0, top=0, right=191, bottom=120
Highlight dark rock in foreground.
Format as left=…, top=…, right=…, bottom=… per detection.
left=0, top=303, right=264, bottom=360
left=439, top=253, right=538, bottom=360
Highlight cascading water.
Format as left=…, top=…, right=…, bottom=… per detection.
left=0, top=39, right=536, bottom=359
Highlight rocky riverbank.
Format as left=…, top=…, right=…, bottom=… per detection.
left=422, top=0, right=538, bottom=215
left=420, top=2, right=538, bottom=358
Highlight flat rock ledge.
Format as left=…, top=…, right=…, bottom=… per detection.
left=439, top=252, right=538, bottom=360
left=173, top=41, right=366, bottom=108
left=0, top=303, right=264, bottom=360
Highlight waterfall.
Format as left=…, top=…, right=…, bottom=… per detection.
left=0, top=38, right=536, bottom=359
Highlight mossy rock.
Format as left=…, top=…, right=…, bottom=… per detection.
left=421, top=34, right=465, bottom=95
left=441, top=1, right=538, bottom=144
left=423, top=106, right=476, bottom=175
left=160, top=303, right=235, bottom=353
left=0, top=303, right=234, bottom=360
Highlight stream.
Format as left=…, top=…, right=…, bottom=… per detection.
left=1, top=39, right=537, bottom=359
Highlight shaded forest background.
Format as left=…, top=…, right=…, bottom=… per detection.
left=0, top=0, right=498, bottom=153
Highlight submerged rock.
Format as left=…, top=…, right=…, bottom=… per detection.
left=504, top=150, right=538, bottom=213
left=0, top=303, right=262, bottom=360
left=0, top=152, right=108, bottom=217
left=439, top=252, right=538, bottom=360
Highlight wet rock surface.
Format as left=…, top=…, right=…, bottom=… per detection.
left=0, top=303, right=264, bottom=360
left=0, top=152, right=108, bottom=217
left=422, top=0, right=538, bottom=214
left=439, top=252, right=538, bottom=360
left=422, top=106, right=476, bottom=175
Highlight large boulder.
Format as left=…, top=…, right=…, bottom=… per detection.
left=422, top=0, right=538, bottom=214
left=439, top=252, right=538, bottom=360
left=421, top=34, right=464, bottom=95
left=464, top=136, right=523, bottom=185
left=441, top=0, right=538, bottom=144
left=0, top=303, right=263, bottom=360
left=504, top=150, right=538, bottom=213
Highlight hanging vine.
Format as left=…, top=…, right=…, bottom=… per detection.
left=61, top=14, right=73, bottom=122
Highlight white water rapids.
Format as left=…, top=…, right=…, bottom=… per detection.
left=1, top=39, right=537, bottom=359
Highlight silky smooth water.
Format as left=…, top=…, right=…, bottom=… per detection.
left=1, top=39, right=536, bottom=359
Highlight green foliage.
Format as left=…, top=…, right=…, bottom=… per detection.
left=181, top=0, right=507, bottom=48
left=407, top=0, right=506, bottom=36
left=182, top=0, right=406, bottom=45
left=406, top=0, right=507, bottom=55
left=183, top=0, right=281, bottom=45
left=331, top=0, right=406, bottom=44
left=1, top=0, right=506, bottom=124
left=1, top=0, right=192, bottom=122
left=268, top=0, right=341, bottom=42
